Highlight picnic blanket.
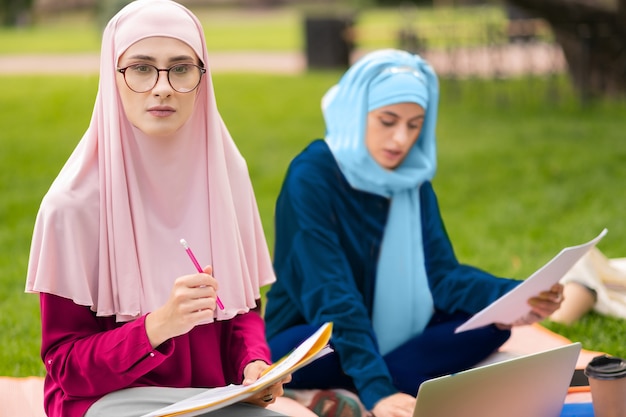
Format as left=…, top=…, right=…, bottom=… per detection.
left=0, top=376, right=45, bottom=417
left=0, top=324, right=600, bottom=417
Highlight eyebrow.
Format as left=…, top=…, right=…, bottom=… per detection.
left=123, top=54, right=197, bottom=64
left=380, top=110, right=425, bottom=121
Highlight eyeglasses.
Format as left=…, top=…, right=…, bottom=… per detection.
left=117, top=63, right=206, bottom=93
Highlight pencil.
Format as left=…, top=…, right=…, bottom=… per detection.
left=179, top=238, right=225, bottom=310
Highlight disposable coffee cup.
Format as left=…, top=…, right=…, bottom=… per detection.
left=584, top=354, right=626, bottom=417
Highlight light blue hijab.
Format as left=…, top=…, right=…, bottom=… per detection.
left=322, top=49, right=439, bottom=355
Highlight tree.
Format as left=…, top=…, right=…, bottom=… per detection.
left=504, top=0, right=626, bottom=99
left=1, top=0, right=33, bottom=26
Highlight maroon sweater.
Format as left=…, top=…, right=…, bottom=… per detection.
left=40, top=293, right=270, bottom=417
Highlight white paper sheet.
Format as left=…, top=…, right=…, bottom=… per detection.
left=455, top=229, right=608, bottom=333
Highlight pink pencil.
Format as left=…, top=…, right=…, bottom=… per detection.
left=179, top=239, right=225, bottom=310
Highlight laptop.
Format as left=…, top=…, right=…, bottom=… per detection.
left=413, top=342, right=582, bottom=417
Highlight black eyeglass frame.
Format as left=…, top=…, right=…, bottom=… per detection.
left=116, top=63, right=206, bottom=93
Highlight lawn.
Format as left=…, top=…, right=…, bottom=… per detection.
left=1, top=71, right=625, bottom=377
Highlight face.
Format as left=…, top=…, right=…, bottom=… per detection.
left=116, top=36, right=201, bottom=138
left=365, top=102, right=426, bottom=170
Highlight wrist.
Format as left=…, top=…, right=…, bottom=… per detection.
left=145, top=311, right=170, bottom=348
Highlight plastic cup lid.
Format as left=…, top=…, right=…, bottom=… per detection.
left=584, top=355, right=626, bottom=380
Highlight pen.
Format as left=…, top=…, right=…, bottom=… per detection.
left=179, top=238, right=225, bottom=310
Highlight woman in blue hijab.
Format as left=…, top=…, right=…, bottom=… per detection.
left=264, top=49, right=564, bottom=417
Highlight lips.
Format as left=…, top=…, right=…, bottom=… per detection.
left=383, top=149, right=402, bottom=158
left=147, top=105, right=175, bottom=117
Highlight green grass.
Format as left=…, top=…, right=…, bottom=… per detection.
left=2, top=73, right=626, bottom=377
left=0, top=10, right=102, bottom=54
left=0, top=5, right=520, bottom=54
left=0, top=74, right=99, bottom=375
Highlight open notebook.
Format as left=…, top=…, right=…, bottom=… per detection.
left=413, top=342, right=582, bottom=417
left=140, top=322, right=333, bottom=417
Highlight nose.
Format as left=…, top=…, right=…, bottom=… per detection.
left=152, top=69, right=173, bottom=97
left=392, top=125, right=412, bottom=146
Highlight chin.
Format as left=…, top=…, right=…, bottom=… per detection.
left=379, top=160, right=401, bottom=170
left=140, top=122, right=182, bottom=138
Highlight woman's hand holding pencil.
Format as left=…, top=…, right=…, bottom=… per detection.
left=144, top=265, right=220, bottom=348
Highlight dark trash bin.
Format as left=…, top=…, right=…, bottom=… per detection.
left=505, top=3, right=539, bottom=43
left=304, top=15, right=355, bottom=70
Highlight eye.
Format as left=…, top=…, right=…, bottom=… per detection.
left=408, top=118, right=425, bottom=130
left=130, top=64, right=153, bottom=74
left=171, top=64, right=192, bottom=75
left=379, top=117, right=396, bottom=127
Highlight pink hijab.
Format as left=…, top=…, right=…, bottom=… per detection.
left=25, top=0, right=275, bottom=322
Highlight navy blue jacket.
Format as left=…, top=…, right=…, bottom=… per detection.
left=265, top=139, right=519, bottom=407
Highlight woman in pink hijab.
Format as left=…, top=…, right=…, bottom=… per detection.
left=24, top=1, right=314, bottom=416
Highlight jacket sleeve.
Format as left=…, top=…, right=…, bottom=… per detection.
left=274, top=163, right=397, bottom=410
left=420, top=182, right=520, bottom=314
left=40, top=293, right=174, bottom=398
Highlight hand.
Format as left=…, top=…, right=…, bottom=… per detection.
left=511, top=283, right=565, bottom=327
left=242, top=360, right=292, bottom=408
left=145, top=265, right=219, bottom=347
left=371, top=392, right=416, bottom=417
